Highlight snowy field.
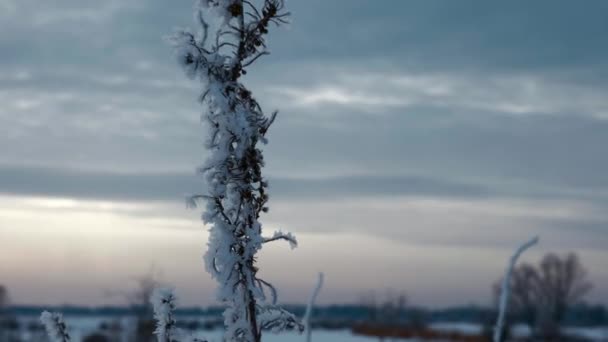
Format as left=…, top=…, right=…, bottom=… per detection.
left=202, top=330, right=431, bottom=342
left=13, top=315, right=608, bottom=341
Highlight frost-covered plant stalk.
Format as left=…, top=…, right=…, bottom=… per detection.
left=151, top=288, right=211, bottom=342
left=303, top=273, right=324, bottom=342
left=494, top=236, right=539, bottom=342
left=151, top=288, right=178, bottom=342
left=168, top=1, right=300, bottom=341
left=40, top=311, right=71, bottom=342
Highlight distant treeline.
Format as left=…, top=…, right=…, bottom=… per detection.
left=5, top=303, right=607, bottom=327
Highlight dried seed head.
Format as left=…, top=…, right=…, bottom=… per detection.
left=228, top=3, right=243, bottom=17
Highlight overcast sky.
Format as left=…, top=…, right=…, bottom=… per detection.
left=1, top=0, right=607, bottom=308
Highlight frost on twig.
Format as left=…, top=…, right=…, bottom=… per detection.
left=494, top=236, right=539, bottom=342
left=151, top=288, right=209, bottom=342
left=40, top=311, right=71, bottom=342
left=258, top=305, right=304, bottom=333
left=263, top=230, right=298, bottom=249
left=303, top=273, right=324, bottom=342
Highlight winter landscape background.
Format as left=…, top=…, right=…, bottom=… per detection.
left=1, top=0, right=607, bottom=341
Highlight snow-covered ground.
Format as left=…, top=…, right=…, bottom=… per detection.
left=206, top=330, right=434, bottom=342
left=11, top=315, right=608, bottom=341
left=564, top=326, right=608, bottom=341
left=429, top=322, right=482, bottom=335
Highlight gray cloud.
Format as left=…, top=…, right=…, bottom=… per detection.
left=2, top=0, right=607, bottom=187
left=264, top=196, right=608, bottom=252
left=274, top=0, right=608, bottom=72
left=2, top=0, right=608, bottom=305
left=3, top=63, right=608, bottom=191
left=0, top=165, right=194, bottom=202
left=3, top=0, right=608, bottom=73
left=264, top=70, right=608, bottom=118
left=0, top=164, right=492, bottom=202
left=2, top=165, right=607, bottom=258
left=2, top=163, right=607, bottom=213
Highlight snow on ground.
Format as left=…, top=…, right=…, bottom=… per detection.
left=204, top=330, right=435, bottom=342
left=564, top=326, right=608, bottom=341
left=12, top=316, right=608, bottom=341
left=429, top=322, right=482, bottom=335
left=14, top=316, right=435, bottom=342
left=509, top=324, right=532, bottom=338
left=510, top=324, right=608, bottom=341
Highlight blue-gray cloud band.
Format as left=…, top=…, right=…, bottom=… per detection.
left=0, top=165, right=491, bottom=202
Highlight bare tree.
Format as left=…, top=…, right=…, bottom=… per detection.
left=494, top=252, right=592, bottom=339
left=0, top=286, right=20, bottom=342
left=130, top=273, right=161, bottom=342
left=380, top=290, right=407, bottom=325
left=0, top=285, right=6, bottom=309
left=360, top=291, right=380, bottom=322
left=106, top=270, right=162, bottom=342
left=508, top=263, right=540, bottom=329
left=492, top=263, right=540, bottom=332
left=537, top=253, right=593, bottom=338
left=0, top=285, right=7, bottom=339
left=359, top=289, right=408, bottom=325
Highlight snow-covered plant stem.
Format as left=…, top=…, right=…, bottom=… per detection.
left=152, top=288, right=178, bottom=342
left=169, top=1, right=297, bottom=341
left=40, top=311, right=71, bottom=342
left=151, top=288, right=211, bottom=342
left=303, top=273, right=324, bottom=342
left=494, top=236, right=539, bottom=342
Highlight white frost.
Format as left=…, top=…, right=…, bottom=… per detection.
left=494, top=236, right=539, bottom=342
left=151, top=287, right=178, bottom=342
left=264, top=230, right=298, bottom=249
left=168, top=0, right=297, bottom=340
left=40, top=311, right=71, bottom=342
left=303, top=273, right=324, bottom=342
